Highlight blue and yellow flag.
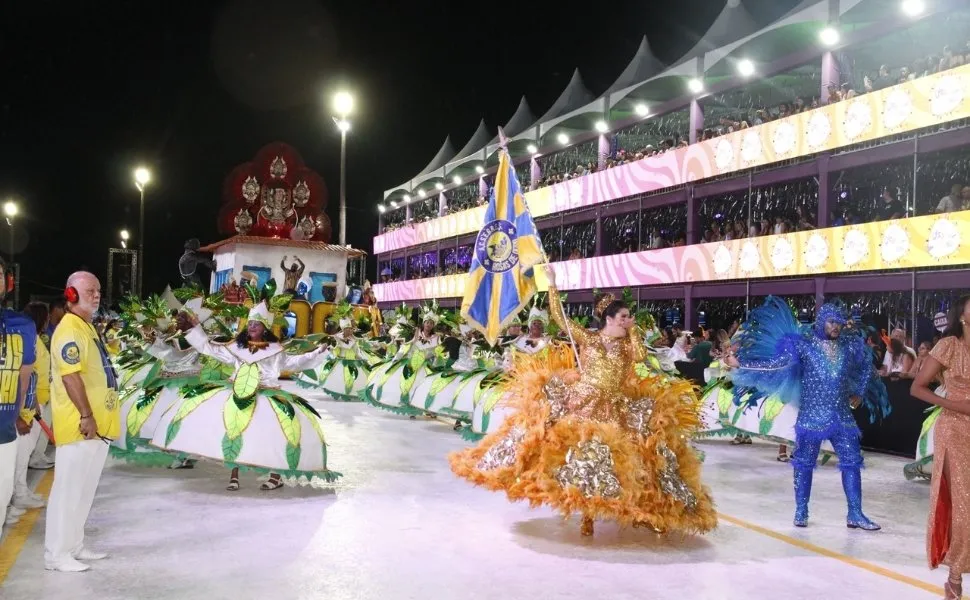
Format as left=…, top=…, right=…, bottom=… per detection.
left=461, top=149, right=545, bottom=345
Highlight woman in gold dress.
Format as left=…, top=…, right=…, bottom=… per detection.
left=912, top=295, right=970, bottom=600
left=450, top=265, right=717, bottom=536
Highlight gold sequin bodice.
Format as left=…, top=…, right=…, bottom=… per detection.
left=548, top=287, right=645, bottom=423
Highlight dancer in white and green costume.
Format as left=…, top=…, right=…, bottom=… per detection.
left=698, top=360, right=739, bottom=438
left=904, top=385, right=946, bottom=480
left=364, top=304, right=444, bottom=415
left=411, top=323, right=503, bottom=432
left=309, top=317, right=381, bottom=402
left=151, top=302, right=336, bottom=491
left=113, top=296, right=237, bottom=469
left=469, top=308, right=552, bottom=439
left=112, top=335, right=204, bottom=468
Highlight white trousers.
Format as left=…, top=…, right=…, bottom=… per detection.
left=44, top=440, right=108, bottom=563
left=31, top=403, right=52, bottom=461
left=14, top=421, right=41, bottom=498
left=0, top=440, right=16, bottom=525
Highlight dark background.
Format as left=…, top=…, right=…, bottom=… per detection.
left=0, top=0, right=798, bottom=303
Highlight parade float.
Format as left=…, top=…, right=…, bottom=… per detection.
left=201, top=142, right=379, bottom=335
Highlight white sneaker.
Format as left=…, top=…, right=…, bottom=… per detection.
left=7, top=506, right=26, bottom=517
left=4, top=513, right=20, bottom=525
left=73, top=547, right=108, bottom=561
left=12, top=494, right=45, bottom=509
left=45, top=558, right=90, bottom=572
left=29, top=458, right=54, bottom=470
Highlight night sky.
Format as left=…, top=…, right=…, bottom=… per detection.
left=0, top=0, right=798, bottom=304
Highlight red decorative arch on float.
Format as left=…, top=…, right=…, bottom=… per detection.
left=218, top=142, right=331, bottom=242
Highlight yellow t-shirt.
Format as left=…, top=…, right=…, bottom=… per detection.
left=34, top=335, right=51, bottom=406
left=51, top=313, right=120, bottom=445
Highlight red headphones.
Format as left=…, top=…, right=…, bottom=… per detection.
left=65, top=286, right=79, bottom=304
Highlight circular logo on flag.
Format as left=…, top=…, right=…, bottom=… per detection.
left=934, top=311, right=948, bottom=333
left=476, top=220, right=518, bottom=273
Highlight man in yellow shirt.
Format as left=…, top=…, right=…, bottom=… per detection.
left=44, top=272, right=120, bottom=573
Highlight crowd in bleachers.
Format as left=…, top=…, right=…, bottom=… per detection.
left=378, top=143, right=970, bottom=283
left=377, top=23, right=970, bottom=282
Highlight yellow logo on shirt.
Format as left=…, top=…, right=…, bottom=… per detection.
left=62, top=342, right=81, bottom=365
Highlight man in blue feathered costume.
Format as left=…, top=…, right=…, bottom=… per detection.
left=728, top=297, right=890, bottom=530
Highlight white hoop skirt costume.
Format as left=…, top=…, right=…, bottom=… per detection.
left=304, top=334, right=381, bottom=402
left=904, top=386, right=945, bottom=480
left=364, top=335, right=440, bottom=416
left=151, top=325, right=338, bottom=486
left=698, top=360, right=836, bottom=459
left=464, top=337, right=552, bottom=441
left=112, top=339, right=205, bottom=467
left=410, top=337, right=503, bottom=428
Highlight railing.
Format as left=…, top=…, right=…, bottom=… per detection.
left=374, top=64, right=970, bottom=255
left=373, top=210, right=970, bottom=302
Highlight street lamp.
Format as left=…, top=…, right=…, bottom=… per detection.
left=120, top=228, right=130, bottom=249
left=332, top=90, right=354, bottom=247
left=3, top=200, right=18, bottom=308
left=3, top=200, right=17, bottom=263
left=134, top=166, right=151, bottom=296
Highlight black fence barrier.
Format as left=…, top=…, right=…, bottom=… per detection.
left=855, top=377, right=933, bottom=459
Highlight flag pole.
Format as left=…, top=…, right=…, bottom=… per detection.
left=498, top=126, right=583, bottom=370
left=542, top=258, right=582, bottom=371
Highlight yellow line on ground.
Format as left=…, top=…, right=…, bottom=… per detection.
left=0, top=469, right=55, bottom=586
left=719, top=512, right=956, bottom=598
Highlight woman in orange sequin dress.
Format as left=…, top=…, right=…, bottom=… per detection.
left=912, top=295, right=970, bottom=600
left=449, top=265, right=717, bottom=537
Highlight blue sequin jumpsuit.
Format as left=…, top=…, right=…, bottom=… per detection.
left=736, top=305, right=882, bottom=530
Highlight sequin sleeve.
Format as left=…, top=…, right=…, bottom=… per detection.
left=628, top=325, right=647, bottom=364
left=845, top=335, right=873, bottom=398
left=930, top=336, right=957, bottom=369
left=548, top=286, right=590, bottom=346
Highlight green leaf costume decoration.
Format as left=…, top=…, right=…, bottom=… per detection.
left=270, top=397, right=302, bottom=470
left=128, top=386, right=161, bottom=437
left=716, top=387, right=734, bottom=419
left=165, top=388, right=223, bottom=446
left=919, top=406, right=942, bottom=458
left=481, top=386, right=504, bottom=414
left=232, top=363, right=261, bottom=401
left=426, top=374, right=456, bottom=408
left=343, top=362, right=359, bottom=394
left=224, top=394, right=257, bottom=441
left=759, top=397, right=784, bottom=435
left=222, top=433, right=243, bottom=464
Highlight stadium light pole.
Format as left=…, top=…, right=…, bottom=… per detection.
left=3, top=200, right=17, bottom=264
left=3, top=200, right=18, bottom=309
left=332, top=91, right=354, bottom=247
left=134, top=166, right=151, bottom=296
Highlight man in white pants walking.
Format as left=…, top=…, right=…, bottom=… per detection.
left=45, top=272, right=120, bottom=572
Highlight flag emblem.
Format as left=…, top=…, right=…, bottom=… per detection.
left=460, top=144, right=546, bottom=346
left=477, top=220, right=517, bottom=273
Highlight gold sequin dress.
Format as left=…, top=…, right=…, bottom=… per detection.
left=927, top=337, right=970, bottom=574
left=449, top=288, right=717, bottom=534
